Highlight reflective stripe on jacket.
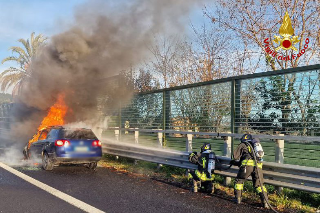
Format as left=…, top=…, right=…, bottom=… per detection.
left=241, top=159, right=263, bottom=169
left=195, top=170, right=214, bottom=181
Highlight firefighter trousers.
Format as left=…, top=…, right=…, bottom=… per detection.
left=234, top=165, right=268, bottom=205
left=189, top=170, right=214, bottom=193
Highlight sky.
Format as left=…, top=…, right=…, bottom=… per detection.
left=0, top=0, right=207, bottom=94
left=0, top=0, right=80, bottom=86
left=0, top=0, right=87, bottom=76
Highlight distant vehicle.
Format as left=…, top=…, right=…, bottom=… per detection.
left=24, top=126, right=102, bottom=170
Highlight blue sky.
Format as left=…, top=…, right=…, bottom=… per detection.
left=0, top=0, right=86, bottom=74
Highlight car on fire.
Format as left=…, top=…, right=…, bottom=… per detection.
left=24, top=126, right=102, bottom=170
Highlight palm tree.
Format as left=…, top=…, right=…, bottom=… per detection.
left=0, top=32, right=47, bottom=95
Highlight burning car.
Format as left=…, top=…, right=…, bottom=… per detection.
left=24, top=126, right=102, bottom=170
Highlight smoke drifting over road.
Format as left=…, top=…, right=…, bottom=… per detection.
left=9, top=0, right=201, bottom=144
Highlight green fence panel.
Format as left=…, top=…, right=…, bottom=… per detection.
left=106, top=65, right=320, bottom=167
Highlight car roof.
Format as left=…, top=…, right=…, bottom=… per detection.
left=40, top=126, right=92, bottom=131
left=62, top=128, right=93, bottom=131
left=40, top=125, right=64, bottom=131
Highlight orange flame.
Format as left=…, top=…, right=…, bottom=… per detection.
left=28, top=94, right=68, bottom=148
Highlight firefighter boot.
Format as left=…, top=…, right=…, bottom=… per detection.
left=192, top=179, right=199, bottom=192
left=208, top=181, right=214, bottom=194
left=203, top=181, right=214, bottom=194
left=259, top=192, right=270, bottom=209
left=234, top=190, right=242, bottom=204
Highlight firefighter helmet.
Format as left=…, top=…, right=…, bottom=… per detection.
left=240, top=134, right=253, bottom=143
left=201, top=143, right=211, bottom=153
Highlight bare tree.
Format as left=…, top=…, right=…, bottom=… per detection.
left=148, top=36, right=178, bottom=88
left=191, top=24, right=229, bottom=80
left=201, top=0, right=320, bottom=135
left=134, top=69, right=160, bottom=92
left=204, top=0, right=320, bottom=71
left=148, top=36, right=201, bottom=87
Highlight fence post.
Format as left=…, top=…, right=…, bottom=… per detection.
left=223, top=134, right=232, bottom=186
left=134, top=128, right=139, bottom=144
left=231, top=79, right=241, bottom=155
left=275, top=133, right=284, bottom=193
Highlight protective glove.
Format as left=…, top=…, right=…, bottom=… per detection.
left=189, top=152, right=199, bottom=164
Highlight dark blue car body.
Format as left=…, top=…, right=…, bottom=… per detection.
left=28, top=126, right=102, bottom=170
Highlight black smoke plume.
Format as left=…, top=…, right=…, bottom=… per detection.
left=11, top=0, right=201, bottom=143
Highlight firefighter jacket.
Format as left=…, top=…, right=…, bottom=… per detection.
left=189, top=151, right=214, bottom=181
left=233, top=143, right=262, bottom=168
left=189, top=152, right=211, bottom=171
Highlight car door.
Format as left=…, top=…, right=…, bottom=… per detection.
left=44, top=129, right=58, bottom=154
left=33, top=129, right=49, bottom=157
left=29, top=131, right=42, bottom=157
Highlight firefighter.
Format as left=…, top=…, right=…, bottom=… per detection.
left=231, top=134, right=269, bottom=209
left=188, top=143, right=215, bottom=194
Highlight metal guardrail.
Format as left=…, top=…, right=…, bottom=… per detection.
left=102, top=128, right=320, bottom=194
left=102, top=140, right=320, bottom=193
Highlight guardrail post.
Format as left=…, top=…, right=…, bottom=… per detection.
left=115, top=127, right=120, bottom=160
left=186, top=130, right=193, bottom=176
left=158, top=130, right=163, bottom=147
left=275, top=134, right=284, bottom=163
left=157, top=129, right=163, bottom=170
left=223, top=134, right=232, bottom=157
left=186, top=130, right=193, bottom=152
left=223, top=134, right=232, bottom=186
left=275, top=133, right=284, bottom=193
left=134, top=128, right=139, bottom=164
left=134, top=128, right=139, bottom=144
left=115, top=127, right=120, bottom=141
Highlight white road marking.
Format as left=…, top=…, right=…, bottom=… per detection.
left=0, top=162, right=105, bottom=213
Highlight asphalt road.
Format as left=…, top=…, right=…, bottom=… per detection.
left=0, top=162, right=274, bottom=213
left=0, top=167, right=83, bottom=213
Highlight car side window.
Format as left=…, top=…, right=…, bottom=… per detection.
left=47, top=129, right=58, bottom=140
left=47, top=129, right=54, bottom=140
left=39, top=130, right=49, bottom=140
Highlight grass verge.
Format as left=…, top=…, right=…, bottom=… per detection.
left=99, top=154, right=320, bottom=213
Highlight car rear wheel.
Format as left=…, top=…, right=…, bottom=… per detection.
left=42, top=152, right=54, bottom=171
left=87, top=162, right=97, bottom=170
